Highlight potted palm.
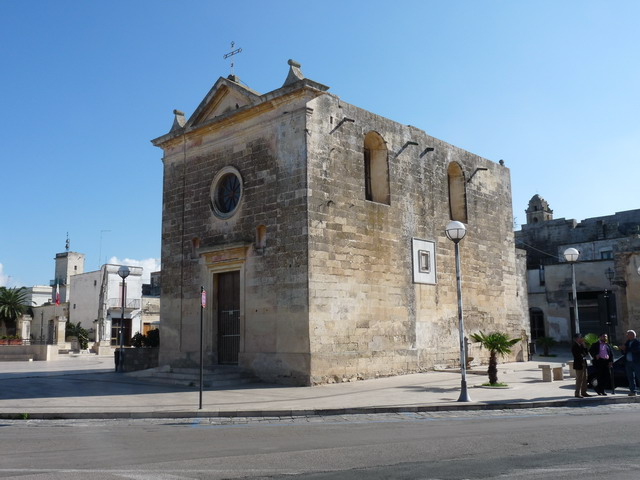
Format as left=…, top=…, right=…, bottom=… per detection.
left=536, top=336, right=557, bottom=357
left=470, top=331, right=521, bottom=386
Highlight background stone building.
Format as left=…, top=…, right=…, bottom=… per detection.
left=516, top=194, right=640, bottom=343
left=152, top=60, right=529, bottom=385
left=70, top=264, right=144, bottom=349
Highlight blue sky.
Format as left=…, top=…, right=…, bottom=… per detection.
left=1, top=0, right=639, bottom=287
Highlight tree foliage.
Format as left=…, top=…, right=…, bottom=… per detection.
left=132, top=328, right=159, bottom=348
left=470, top=331, right=520, bottom=385
left=65, top=321, right=90, bottom=350
left=535, top=336, right=558, bottom=356
left=0, top=287, right=29, bottom=335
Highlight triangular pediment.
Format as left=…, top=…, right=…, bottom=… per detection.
left=186, top=76, right=262, bottom=129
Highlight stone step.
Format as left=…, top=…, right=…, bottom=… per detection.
left=0, top=354, right=34, bottom=362
left=126, top=365, right=260, bottom=388
left=133, top=375, right=256, bottom=388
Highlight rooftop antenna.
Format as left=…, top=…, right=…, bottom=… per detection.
left=65, top=232, right=70, bottom=252
left=223, top=41, right=242, bottom=77
left=99, top=230, right=111, bottom=268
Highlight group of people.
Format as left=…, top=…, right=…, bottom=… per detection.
left=571, top=330, right=640, bottom=398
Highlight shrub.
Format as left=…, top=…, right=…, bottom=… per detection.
left=535, top=336, right=557, bottom=356
left=132, top=329, right=160, bottom=348
left=131, top=332, right=145, bottom=348
left=145, top=329, right=159, bottom=347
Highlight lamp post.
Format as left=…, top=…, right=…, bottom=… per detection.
left=604, top=267, right=614, bottom=342
left=445, top=220, right=471, bottom=402
left=117, top=265, right=130, bottom=373
left=563, top=247, right=580, bottom=335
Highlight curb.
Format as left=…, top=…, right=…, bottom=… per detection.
left=3, top=395, right=639, bottom=421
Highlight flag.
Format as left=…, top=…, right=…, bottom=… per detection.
left=55, top=283, right=60, bottom=306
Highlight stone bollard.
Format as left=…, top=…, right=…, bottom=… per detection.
left=538, top=365, right=553, bottom=382
left=552, top=365, right=565, bottom=381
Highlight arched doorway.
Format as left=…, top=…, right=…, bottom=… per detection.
left=529, top=308, right=545, bottom=340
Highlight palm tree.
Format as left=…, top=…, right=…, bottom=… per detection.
left=470, top=331, right=520, bottom=385
left=0, top=287, right=29, bottom=336
left=535, top=336, right=557, bottom=356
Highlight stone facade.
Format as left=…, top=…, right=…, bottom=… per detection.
left=516, top=195, right=640, bottom=343
left=152, top=61, right=529, bottom=385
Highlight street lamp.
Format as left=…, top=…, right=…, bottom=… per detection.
left=604, top=268, right=614, bottom=344
left=563, top=248, right=580, bottom=335
left=605, top=268, right=614, bottom=284
left=117, top=265, right=130, bottom=373
left=445, top=220, right=471, bottom=402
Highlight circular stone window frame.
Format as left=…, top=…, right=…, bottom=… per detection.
left=210, top=166, right=243, bottom=220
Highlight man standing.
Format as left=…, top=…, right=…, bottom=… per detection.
left=571, top=333, right=591, bottom=398
left=619, top=330, right=640, bottom=396
left=589, top=333, right=614, bottom=395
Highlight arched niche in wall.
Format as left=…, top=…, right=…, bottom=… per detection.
left=364, top=131, right=390, bottom=205
left=447, top=162, right=468, bottom=223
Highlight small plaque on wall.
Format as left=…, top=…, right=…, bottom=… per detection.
left=412, top=238, right=436, bottom=284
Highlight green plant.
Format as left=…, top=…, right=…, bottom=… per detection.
left=65, top=321, right=90, bottom=350
left=0, top=287, right=29, bottom=336
left=583, top=333, right=599, bottom=349
left=131, top=329, right=160, bottom=348
left=20, top=413, right=29, bottom=420
left=470, top=331, right=521, bottom=385
left=145, top=328, right=159, bottom=347
left=131, top=332, right=145, bottom=348
left=535, top=336, right=557, bottom=356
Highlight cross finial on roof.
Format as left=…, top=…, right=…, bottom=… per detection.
left=223, top=41, right=242, bottom=76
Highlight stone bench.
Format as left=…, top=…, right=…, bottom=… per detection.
left=538, top=364, right=566, bottom=382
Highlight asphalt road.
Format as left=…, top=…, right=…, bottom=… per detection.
left=1, top=404, right=639, bottom=479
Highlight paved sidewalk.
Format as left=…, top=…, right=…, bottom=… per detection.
left=1, top=350, right=638, bottom=419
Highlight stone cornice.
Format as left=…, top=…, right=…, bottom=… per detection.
left=151, top=80, right=328, bottom=150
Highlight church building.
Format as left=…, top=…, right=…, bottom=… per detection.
left=152, top=60, right=529, bottom=385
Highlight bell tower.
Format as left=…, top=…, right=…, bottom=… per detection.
left=525, top=194, right=553, bottom=225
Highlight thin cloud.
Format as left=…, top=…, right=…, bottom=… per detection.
left=107, top=257, right=160, bottom=284
left=0, top=263, right=7, bottom=287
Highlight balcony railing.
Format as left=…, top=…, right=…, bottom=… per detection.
left=107, top=298, right=141, bottom=309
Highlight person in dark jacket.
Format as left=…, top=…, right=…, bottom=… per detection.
left=571, top=333, right=591, bottom=398
left=619, top=329, right=640, bottom=396
left=589, top=333, right=614, bottom=395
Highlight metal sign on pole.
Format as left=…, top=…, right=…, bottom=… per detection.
left=199, top=286, right=206, bottom=410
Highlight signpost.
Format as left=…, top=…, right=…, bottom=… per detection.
left=199, top=286, right=206, bottom=410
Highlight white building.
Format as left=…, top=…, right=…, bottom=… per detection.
left=28, top=246, right=150, bottom=352
left=69, top=264, right=144, bottom=348
left=22, top=285, right=53, bottom=307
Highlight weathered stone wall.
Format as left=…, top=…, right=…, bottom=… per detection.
left=517, top=206, right=640, bottom=343
left=155, top=74, right=529, bottom=386
left=157, top=89, right=319, bottom=384
left=305, top=94, right=527, bottom=383
left=122, top=347, right=159, bottom=372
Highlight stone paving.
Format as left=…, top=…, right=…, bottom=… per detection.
left=1, top=349, right=639, bottom=420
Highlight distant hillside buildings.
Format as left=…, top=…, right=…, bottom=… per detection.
left=516, top=195, right=640, bottom=343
